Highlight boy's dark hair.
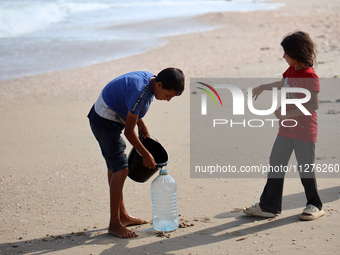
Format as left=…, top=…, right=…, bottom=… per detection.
left=281, top=31, right=317, bottom=67
left=155, top=67, right=185, bottom=95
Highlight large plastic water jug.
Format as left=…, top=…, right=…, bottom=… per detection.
left=151, top=169, right=178, bottom=231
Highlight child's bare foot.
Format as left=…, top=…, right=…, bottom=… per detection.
left=121, top=215, right=149, bottom=227
left=108, top=223, right=139, bottom=238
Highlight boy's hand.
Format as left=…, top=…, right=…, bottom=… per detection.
left=143, top=152, right=156, bottom=169
left=137, top=119, right=150, bottom=138
left=138, top=125, right=150, bottom=138
left=125, top=112, right=155, bottom=168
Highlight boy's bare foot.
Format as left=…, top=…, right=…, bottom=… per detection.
left=108, top=223, right=139, bottom=238
left=121, top=215, right=149, bottom=227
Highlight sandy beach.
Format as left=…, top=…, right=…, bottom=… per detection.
left=1, top=0, right=340, bottom=254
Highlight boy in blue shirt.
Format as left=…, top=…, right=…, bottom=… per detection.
left=88, top=68, right=185, bottom=238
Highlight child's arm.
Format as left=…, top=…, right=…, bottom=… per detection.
left=253, top=78, right=285, bottom=100
left=137, top=119, right=150, bottom=138
left=124, top=111, right=156, bottom=169
left=274, top=90, right=319, bottom=120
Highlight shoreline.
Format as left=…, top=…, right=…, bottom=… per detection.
left=0, top=15, right=220, bottom=83
left=1, top=0, right=340, bottom=254
left=0, top=1, right=283, bottom=83
left=1, top=0, right=339, bottom=103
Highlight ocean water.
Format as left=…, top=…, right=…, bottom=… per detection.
left=0, top=0, right=283, bottom=81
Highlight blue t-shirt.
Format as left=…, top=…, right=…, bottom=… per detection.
left=101, top=71, right=155, bottom=120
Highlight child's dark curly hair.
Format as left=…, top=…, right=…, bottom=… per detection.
left=281, top=31, right=317, bottom=67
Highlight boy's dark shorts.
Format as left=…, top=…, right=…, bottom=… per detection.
left=88, top=106, right=128, bottom=173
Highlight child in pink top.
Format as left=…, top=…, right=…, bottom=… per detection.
left=244, top=31, right=325, bottom=220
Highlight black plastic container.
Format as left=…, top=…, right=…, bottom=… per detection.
left=128, top=137, right=168, bottom=183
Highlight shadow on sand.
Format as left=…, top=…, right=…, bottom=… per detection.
left=1, top=185, right=338, bottom=254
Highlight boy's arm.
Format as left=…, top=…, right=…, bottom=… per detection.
left=275, top=90, right=319, bottom=120
left=137, top=119, right=150, bottom=138
left=253, top=78, right=284, bottom=100
left=124, top=111, right=156, bottom=169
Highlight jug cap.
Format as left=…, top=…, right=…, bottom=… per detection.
left=159, top=169, right=168, bottom=175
